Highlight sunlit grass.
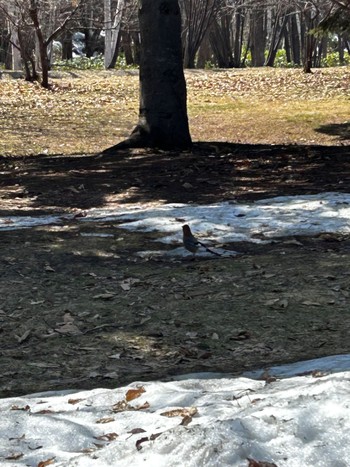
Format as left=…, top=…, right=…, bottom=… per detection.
left=0, top=67, right=349, bottom=156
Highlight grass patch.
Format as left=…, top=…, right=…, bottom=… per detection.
left=0, top=67, right=349, bottom=156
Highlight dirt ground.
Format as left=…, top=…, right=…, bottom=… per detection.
left=1, top=142, right=350, bottom=398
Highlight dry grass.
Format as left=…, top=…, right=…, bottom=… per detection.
left=0, top=67, right=349, bottom=156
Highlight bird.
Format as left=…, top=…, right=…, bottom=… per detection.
left=182, top=224, right=222, bottom=257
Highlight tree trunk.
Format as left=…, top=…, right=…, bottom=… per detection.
left=284, top=24, right=292, bottom=63
left=104, top=0, right=125, bottom=69
left=10, top=28, right=22, bottom=70
left=62, top=31, right=73, bottom=60
left=265, top=11, right=288, bottom=67
left=250, top=7, right=266, bottom=67
left=103, top=0, right=192, bottom=152
left=209, top=15, right=234, bottom=68
left=233, top=8, right=244, bottom=68
left=121, top=31, right=134, bottom=64
left=338, top=34, right=345, bottom=64
left=29, top=1, right=50, bottom=87
left=290, top=12, right=301, bottom=65
left=197, top=30, right=212, bottom=68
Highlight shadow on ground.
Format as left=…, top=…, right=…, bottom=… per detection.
left=316, top=122, right=350, bottom=141
left=0, top=142, right=350, bottom=216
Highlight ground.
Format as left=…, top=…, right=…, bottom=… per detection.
left=1, top=142, right=350, bottom=398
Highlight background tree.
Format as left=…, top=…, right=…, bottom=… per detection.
left=180, top=0, right=222, bottom=68
left=104, top=0, right=125, bottom=69
left=0, top=0, right=84, bottom=86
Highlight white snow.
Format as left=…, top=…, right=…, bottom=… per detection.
left=81, top=192, right=350, bottom=247
left=1, top=192, right=350, bottom=256
left=1, top=191, right=350, bottom=466
left=1, top=355, right=350, bottom=467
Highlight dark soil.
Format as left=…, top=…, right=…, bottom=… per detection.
left=1, top=142, right=350, bottom=397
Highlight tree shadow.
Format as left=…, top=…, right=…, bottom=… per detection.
left=315, top=122, right=350, bottom=141
left=0, top=142, right=350, bottom=216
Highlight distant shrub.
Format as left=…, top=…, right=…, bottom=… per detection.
left=321, top=51, right=350, bottom=67
left=53, top=55, right=105, bottom=70
left=273, top=49, right=297, bottom=68
left=241, top=49, right=252, bottom=67
left=52, top=53, right=138, bottom=71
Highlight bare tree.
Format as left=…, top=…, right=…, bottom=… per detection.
left=0, top=0, right=84, bottom=87
left=180, top=0, right=222, bottom=68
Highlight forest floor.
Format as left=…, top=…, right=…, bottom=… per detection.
left=1, top=142, right=350, bottom=397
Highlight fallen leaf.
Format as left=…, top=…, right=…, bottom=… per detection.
left=30, top=300, right=45, bottom=305
left=94, top=432, right=119, bottom=441
left=112, top=400, right=129, bottom=412
left=68, top=398, right=84, bottom=405
left=180, top=415, right=193, bottom=426
left=136, top=433, right=162, bottom=451
left=63, top=312, right=74, bottom=323
left=93, top=292, right=116, bottom=300
left=37, top=458, right=55, bottom=467
left=55, top=322, right=82, bottom=335
left=185, top=331, right=198, bottom=339
left=11, top=405, right=30, bottom=411
left=136, top=436, right=149, bottom=451
left=282, top=238, right=303, bottom=246
left=15, top=329, right=31, bottom=343
left=119, top=278, right=140, bottom=291
left=107, top=352, right=122, bottom=360
left=34, top=409, right=56, bottom=415
left=127, top=428, right=146, bottom=435
left=264, top=299, right=280, bottom=306
left=160, top=407, right=198, bottom=418
left=5, top=452, right=23, bottom=460
left=230, top=330, right=251, bottom=341
left=247, top=458, right=278, bottom=467
left=136, top=401, right=150, bottom=410
left=96, top=417, right=115, bottom=424
left=125, top=386, right=146, bottom=402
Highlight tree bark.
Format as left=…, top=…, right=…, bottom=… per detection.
left=104, top=0, right=124, bottom=69
left=250, top=6, right=266, bottom=67
left=290, top=11, right=301, bottom=65
left=104, top=0, right=192, bottom=152
left=62, top=31, right=73, bottom=60
left=29, top=1, right=50, bottom=88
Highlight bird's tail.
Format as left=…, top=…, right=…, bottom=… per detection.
left=197, top=240, right=222, bottom=256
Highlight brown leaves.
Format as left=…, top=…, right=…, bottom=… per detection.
left=11, top=405, right=30, bottom=411
left=5, top=452, right=24, bottom=460
left=111, top=386, right=149, bottom=413
left=125, top=386, right=146, bottom=402
left=55, top=313, right=82, bottom=335
left=133, top=406, right=198, bottom=451
left=94, top=432, right=119, bottom=442
left=119, top=278, right=141, bottom=291
left=1, top=67, right=348, bottom=156
left=37, top=458, right=55, bottom=467
left=247, top=459, right=278, bottom=467
left=96, top=417, right=115, bottom=424
left=160, top=407, right=198, bottom=418
left=136, top=433, right=162, bottom=451
left=186, top=68, right=350, bottom=102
